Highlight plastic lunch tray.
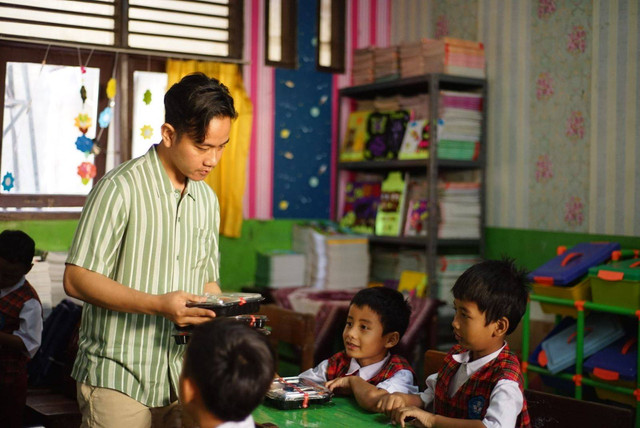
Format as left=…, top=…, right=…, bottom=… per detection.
left=173, top=314, right=270, bottom=345
left=265, top=377, right=333, bottom=410
left=186, top=292, right=264, bottom=316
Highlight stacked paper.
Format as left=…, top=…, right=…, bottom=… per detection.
left=437, top=91, right=483, bottom=161
left=436, top=255, right=482, bottom=303
left=438, top=180, right=481, bottom=239
left=399, top=37, right=485, bottom=79
left=26, top=258, right=53, bottom=319
left=370, top=248, right=426, bottom=283
left=399, top=93, right=429, bottom=121
left=293, top=223, right=369, bottom=290
left=255, top=250, right=306, bottom=288
left=374, top=45, right=400, bottom=82
left=352, top=47, right=375, bottom=86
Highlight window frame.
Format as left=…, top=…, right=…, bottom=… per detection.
left=315, top=0, right=346, bottom=73
left=264, top=0, right=298, bottom=69
left=0, top=42, right=115, bottom=219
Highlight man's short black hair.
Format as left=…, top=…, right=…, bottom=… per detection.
left=452, top=257, right=530, bottom=335
left=164, top=72, right=238, bottom=144
left=183, top=318, right=275, bottom=422
left=0, top=229, right=35, bottom=266
left=350, top=287, right=412, bottom=337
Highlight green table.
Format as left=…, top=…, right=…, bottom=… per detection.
left=253, top=396, right=393, bottom=427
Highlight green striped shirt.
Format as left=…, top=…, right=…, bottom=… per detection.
left=67, top=145, right=219, bottom=406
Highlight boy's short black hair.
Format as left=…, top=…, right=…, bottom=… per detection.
left=452, top=257, right=530, bottom=335
left=183, top=318, right=275, bottom=422
left=0, top=230, right=35, bottom=266
left=164, top=72, right=238, bottom=144
left=350, top=287, right=412, bottom=337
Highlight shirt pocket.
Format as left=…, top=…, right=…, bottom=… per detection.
left=193, top=227, right=214, bottom=269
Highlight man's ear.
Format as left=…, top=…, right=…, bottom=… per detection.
left=493, top=317, right=509, bottom=337
left=384, top=331, right=400, bottom=349
left=161, top=123, right=176, bottom=148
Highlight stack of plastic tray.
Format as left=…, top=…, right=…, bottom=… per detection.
left=589, top=259, right=640, bottom=310
left=584, top=336, right=637, bottom=407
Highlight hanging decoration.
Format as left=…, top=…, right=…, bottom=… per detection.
left=77, top=162, right=97, bottom=185
left=139, top=56, right=154, bottom=140
left=2, top=172, right=15, bottom=192
left=74, top=48, right=96, bottom=185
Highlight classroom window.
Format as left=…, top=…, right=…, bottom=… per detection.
left=316, top=0, right=345, bottom=73
left=0, top=43, right=114, bottom=218
left=130, top=71, right=168, bottom=159
left=265, top=0, right=298, bottom=69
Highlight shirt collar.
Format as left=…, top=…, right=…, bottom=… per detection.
left=0, top=276, right=26, bottom=298
left=346, top=353, right=391, bottom=381
left=453, top=342, right=507, bottom=374
left=147, top=145, right=196, bottom=201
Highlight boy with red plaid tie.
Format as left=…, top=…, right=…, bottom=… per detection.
left=377, top=258, right=531, bottom=428
left=0, top=230, right=43, bottom=428
left=299, top=286, right=418, bottom=412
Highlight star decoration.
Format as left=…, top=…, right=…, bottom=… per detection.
left=143, top=89, right=152, bottom=105
left=140, top=125, right=154, bottom=139
left=2, top=172, right=15, bottom=191
left=74, top=113, right=92, bottom=134
left=75, top=135, right=94, bottom=153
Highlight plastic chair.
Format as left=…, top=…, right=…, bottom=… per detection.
left=257, top=304, right=316, bottom=372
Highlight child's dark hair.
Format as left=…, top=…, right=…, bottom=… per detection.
left=0, top=230, right=35, bottom=266
left=164, top=72, right=238, bottom=144
left=452, top=257, right=530, bottom=335
left=350, top=287, right=412, bottom=337
left=182, top=318, right=275, bottom=422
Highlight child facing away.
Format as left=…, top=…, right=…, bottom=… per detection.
left=377, top=258, right=531, bottom=428
left=0, top=229, right=43, bottom=428
left=299, top=286, right=418, bottom=411
left=179, top=317, right=276, bottom=428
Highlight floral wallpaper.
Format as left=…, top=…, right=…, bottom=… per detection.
left=432, top=0, right=479, bottom=40
left=529, top=0, right=592, bottom=231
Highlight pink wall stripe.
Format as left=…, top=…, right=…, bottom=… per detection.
left=370, top=0, right=377, bottom=46
left=247, top=0, right=260, bottom=218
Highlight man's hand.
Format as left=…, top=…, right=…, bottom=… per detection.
left=157, top=291, right=216, bottom=326
left=325, top=376, right=353, bottom=395
left=204, top=281, right=221, bottom=295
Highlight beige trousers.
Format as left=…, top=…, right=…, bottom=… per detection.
left=77, top=382, right=196, bottom=428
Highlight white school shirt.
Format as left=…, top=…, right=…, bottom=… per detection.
left=419, top=343, right=523, bottom=428
left=218, top=415, right=255, bottom=428
left=0, top=277, right=43, bottom=358
left=299, top=353, right=419, bottom=394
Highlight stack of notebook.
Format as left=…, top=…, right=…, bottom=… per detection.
left=255, top=250, right=306, bottom=288
left=399, top=37, right=485, bottom=79
left=437, top=91, right=483, bottom=161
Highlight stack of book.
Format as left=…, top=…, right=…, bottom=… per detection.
left=255, top=250, right=306, bottom=288
left=399, top=37, right=485, bottom=79
left=352, top=47, right=375, bottom=86
left=438, top=180, right=481, bottom=239
left=437, top=91, right=483, bottom=161
left=292, top=223, right=369, bottom=290
left=436, top=254, right=482, bottom=303
left=374, top=45, right=400, bottom=82
left=370, top=248, right=426, bottom=283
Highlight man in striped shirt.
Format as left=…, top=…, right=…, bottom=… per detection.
left=64, top=72, right=237, bottom=428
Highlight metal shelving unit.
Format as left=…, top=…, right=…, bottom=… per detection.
left=332, top=74, right=487, bottom=299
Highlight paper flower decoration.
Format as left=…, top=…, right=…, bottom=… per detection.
left=106, top=78, right=116, bottom=99
left=140, top=125, right=154, bottom=139
left=80, top=85, right=87, bottom=104
left=77, top=162, right=97, bottom=185
left=98, top=106, right=112, bottom=128
left=75, top=135, right=94, bottom=153
left=143, top=89, right=152, bottom=105
left=2, top=172, right=15, bottom=191
left=74, top=113, right=92, bottom=134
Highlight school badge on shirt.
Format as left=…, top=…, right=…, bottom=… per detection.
left=468, top=396, right=486, bottom=419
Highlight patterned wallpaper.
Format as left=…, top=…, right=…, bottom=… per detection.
left=391, top=0, right=640, bottom=237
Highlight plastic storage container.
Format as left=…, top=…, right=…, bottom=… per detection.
left=529, top=242, right=620, bottom=286
left=584, top=336, right=637, bottom=407
left=186, top=292, right=264, bottom=315
left=531, top=277, right=592, bottom=317
left=265, top=377, right=333, bottom=409
left=590, top=259, right=640, bottom=310
left=173, top=314, right=269, bottom=345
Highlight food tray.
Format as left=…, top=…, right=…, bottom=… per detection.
left=186, top=292, right=264, bottom=316
left=265, top=377, right=333, bottom=409
left=230, top=314, right=268, bottom=328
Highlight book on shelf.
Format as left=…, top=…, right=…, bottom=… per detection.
left=255, top=250, right=306, bottom=288
left=364, top=110, right=411, bottom=160
left=403, top=176, right=428, bottom=237
left=375, top=171, right=407, bottom=236
left=340, top=110, right=373, bottom=161
left=398, top=119, right=430, bottom=160
left=437, top=179, right=481, bottom=239
left=339, top=179, right=382, bottom=235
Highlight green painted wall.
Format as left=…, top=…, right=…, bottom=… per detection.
left=0, top=219, right=300, bottom=292
left=485, top=227, right=640, bottom=270
left=4, top=220, right=638, bottom=292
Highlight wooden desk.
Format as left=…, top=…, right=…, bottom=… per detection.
left=253, top=396, right=392, bottom=427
